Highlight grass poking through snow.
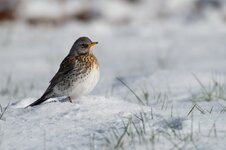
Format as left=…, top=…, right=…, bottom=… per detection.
left=98, top=111, right=202, bottom=150
left=191, top=74, right=226, bottom=102
left=116, top=77, right=146, bottom=105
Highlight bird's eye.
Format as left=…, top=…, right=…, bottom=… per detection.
left=81, top=44, right=88, bottom=48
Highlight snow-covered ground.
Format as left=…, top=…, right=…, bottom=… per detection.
left=1, top=0, right=226, bottom=150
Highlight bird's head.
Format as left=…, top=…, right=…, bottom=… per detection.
left=69, top=37, right=98, bottom=56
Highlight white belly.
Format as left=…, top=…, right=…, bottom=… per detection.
left=69, top=68, right=99, bottom=99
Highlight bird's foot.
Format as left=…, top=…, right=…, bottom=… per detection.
left=58, top=96, right=72, bottom=103
left=68, top=96, right=72, bottom=103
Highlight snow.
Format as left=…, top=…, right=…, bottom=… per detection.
left=1, top=0, right=226, bottom=149
left=1, top=97, right=151, bottom=150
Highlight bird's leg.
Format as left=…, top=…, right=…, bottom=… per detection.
left=68, top=96, right=72, bottom=103
left=58, top=96, right=72, bottom=103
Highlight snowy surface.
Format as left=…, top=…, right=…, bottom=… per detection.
left=2, top=97, right=151, bottom=150
left=1, top=0, right=226, bottom=150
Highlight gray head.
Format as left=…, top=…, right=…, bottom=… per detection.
left=69, top=37, right=98, bottom=56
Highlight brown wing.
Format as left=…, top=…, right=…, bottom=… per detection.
left=28, top=55, right=78, bottom=107
left=49, top=55, right=77, bottom=88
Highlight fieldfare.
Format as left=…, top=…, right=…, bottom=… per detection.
left=28, top=37, right=99, bottom=107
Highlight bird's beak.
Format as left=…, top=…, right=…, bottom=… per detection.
left=89, top=42, right=98, bottom=47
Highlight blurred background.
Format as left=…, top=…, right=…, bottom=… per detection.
left=0, top=0, right=226, bottom=105
left=1, top=0, right=226, bottom=24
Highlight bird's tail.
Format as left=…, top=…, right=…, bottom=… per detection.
left=27, top=96, right=49, bottom=107
left=26, top=90, right=55, bottom=107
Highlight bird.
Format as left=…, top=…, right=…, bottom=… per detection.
left=27, top=37, right=99, bottom=107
